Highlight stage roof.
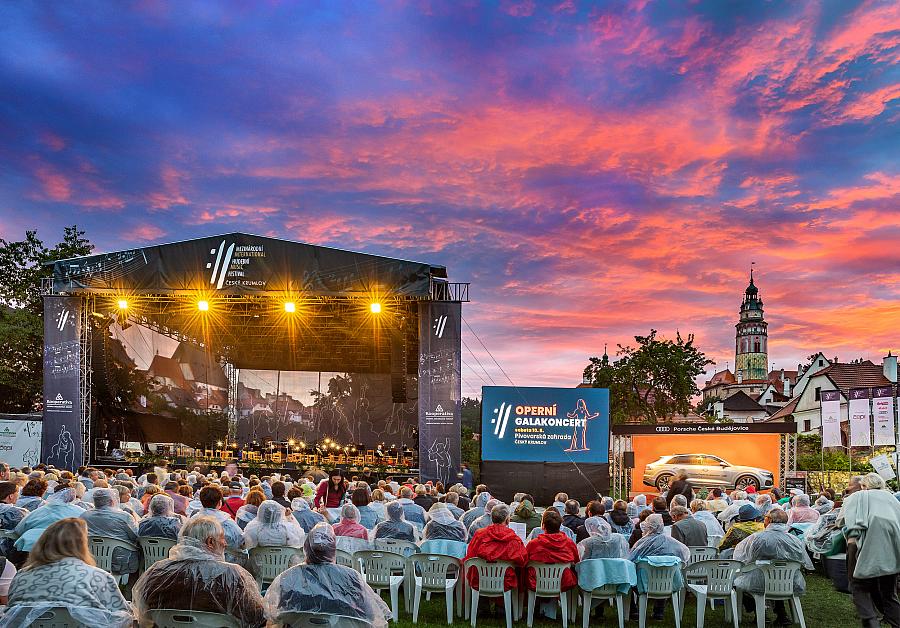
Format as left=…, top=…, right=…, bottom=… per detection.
left=49, top=232, right=447, bottom=298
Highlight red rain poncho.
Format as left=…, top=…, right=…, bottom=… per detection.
left=464, top=524, right=527, bottom=591
left=525, top=531, right=579, bottom=591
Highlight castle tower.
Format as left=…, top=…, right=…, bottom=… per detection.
left=735, top=269, right=768, bottom=381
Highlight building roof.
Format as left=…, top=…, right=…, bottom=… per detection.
left=764, top=396, right=799, bottom=422
left=148, top=355, right=187, bottom=388
left=704, top=369, right=736, bottom=389
left=722, top=390, right=766, bottom=412
left=766, top=369, right=798, bottom=394
left=811, top=361, right=891, bottom=396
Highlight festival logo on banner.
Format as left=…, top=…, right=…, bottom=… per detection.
left=848, top=388, right=872, bottom=447
left=820, top=390, right=842, bottom=448
left=206, top=239, right=267, bottom=289
left=873, top=387, right=896, bottom=446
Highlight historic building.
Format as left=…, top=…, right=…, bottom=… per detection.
left=735, top=271, right=768, bottom=382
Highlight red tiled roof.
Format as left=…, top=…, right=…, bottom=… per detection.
left=764, top=396, right=799, bottom=422
left=704, top=369, right=736, bottom=389
left=767, top=369, right=799, bottom=394
left=812, top=361, right=891, bottom=396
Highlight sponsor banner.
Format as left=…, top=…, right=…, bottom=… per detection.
left=873, top=387, right=896, bottom=446
left=418, top=302, right=461, bottom=485
left=869, top=454, right=897, bottom=481
left=613, top=422, right=796, bottom=435
left=848, top=388, right=872, bottom=447
left=820, top=390, right=842, bottom=448
left=481, top=386, right=609, bottom=463
left=42, top=296, right=83, bottom=469
left=0, top=419, right=42, bottom=468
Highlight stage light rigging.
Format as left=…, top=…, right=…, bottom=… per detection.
left=197, top=300, right=209, bottom=311
left=284, top=301, right=296, bottom=313
left=370, top=302, right=382, bottom=314
left=117, top=299, right=128, bottom=310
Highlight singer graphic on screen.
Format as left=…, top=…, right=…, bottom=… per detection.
left=564, top=398, right=600, bottom=452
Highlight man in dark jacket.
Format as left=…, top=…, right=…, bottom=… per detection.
left=652, top=496, right=673, bottom=526
left=562, top=499, right=585, bottom=534
left=665, top=470, right=694, bottom=510
left=670, top=505, right=708, bottom=547
left=575, top=501, right=605, bottom=542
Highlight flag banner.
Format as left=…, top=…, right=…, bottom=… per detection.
left=820, top=390, right=842, bottom=448
left=42, top=296, right=83, bottom=469
left=848, top=388, right=871, bottom=447
left=873, top=386, right=896, bottom=446
left=869, top=454, right=897, bottom=481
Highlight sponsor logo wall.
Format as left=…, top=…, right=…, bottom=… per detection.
left=0, top=419, right=42, bottom=468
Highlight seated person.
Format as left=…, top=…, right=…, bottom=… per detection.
left=469, top=498, right=501, bottom=540
left=351, top=487, right=384, bottom=530
left=755, top=493, right=775, bottom=516
left=574, top=501, right=606, bottom=541
left=463, top=504, right=527, bottom=591
left=607, top=500, right=634, bottom=537
left=443, top=491, right=465, bottom=520
left=235, top=488, right=266, bottom=530
left=423, top=503, right=467, bottom=542
left=562, top=499, right=585, bottom=532
left=719, top=505, right=764, bottom=554
left=461, top=491, right=491, bottom=530
left=670, top=505, right=709, bottom=547
left=733, top=508, right=812, bottom=626
left=628, top=513, right=690, bottom=621
left=628, top=510, right=653, bottom=548
left=690, top=499, right=724, bottom=536
left=396, top=486, right=426, bottom=531
left=14, top=479, right=46, bottom=512
left=132, top=516, right=266, bottom=627
left=14, top=487, right=84, bottom=552
left=191, top=485, right=247, bottom=566
left=138, top=494, right=183, bottom=540
left=332, top=503, right=369, bottom=540
left=243, top=500, right=305, bottom=550
left=510, top=497, right=541, bottom=534
left=717, top=491, right=753, bottom=528
left=651, top=496, right=673, bottom=526
left=372, top=501, right=418, bottom=542
left=163, top=481, right=190, bottom=516
left=526, top=509, right=579, bottom=592
left=626, top=494, right=650, bottom=519
left=114, top=484, right=142, bottom=520
left=786, top=494, right=820, bottom=524
left=264, top=523, right=391, bottom=627
left=578, top=516, right=629, bottom=560
left=291, top=497, right=326, bottom=533
left=0, top=481, right=28, bottom=559
left=4, top=518, right=132, bottom=627
left=79, top=488, right=140, bottom=576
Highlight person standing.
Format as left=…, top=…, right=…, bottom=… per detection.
left=461, top=464, right=474, bottom=491
left=665, top=469, right=694, bottom=510
left=313, top=469, right=347, bottom=509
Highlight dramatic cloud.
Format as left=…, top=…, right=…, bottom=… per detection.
left=0, top=1, right=897, bottom=394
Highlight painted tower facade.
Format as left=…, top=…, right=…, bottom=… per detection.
left=735, top=271, right=768, bottom=381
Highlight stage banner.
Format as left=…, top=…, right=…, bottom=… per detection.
left=820, top=390, right=842, bottom=448
left=42, top=296, right=83, bottom=469
left=848, top=388, right=871, bottom=447
left=481, top=386, right=610, bottom=463
left=418, top=302, right=461, bottom=486
left=0, top=418, right=42, bottom=468
left=873, top=386, right=896, bottom=446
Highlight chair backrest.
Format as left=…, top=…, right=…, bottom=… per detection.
left=418, top=539, right=468, bottom=559
left=140, top=536, right=176, bottom=568
left=759, top=560, right=801, bottom=598
left=466, top=558, right=515, bottom=596
left=528, top=562, right=569, bottom=597
left=88, top=536, right=138, bottom=573
left=335, top=548, right=357, bottom=570
left=707, top=534, right=723, bottom=548
left=30, top=608, right=79, bottom=628
left=335, top=535, right=371, bottom=554
left=148, top=609, right=241, bottom=628
left=374, top=538, right=418, bottom=557
left=356, top=550, right=408, bottom=588
left=275, top=611, right=369, bottom=628
left=637, top=562, right=679, bottom=596
left=688, top=546, right=717, bottom=565
left=250, top=546, right=304, bottom=587
left=409, top=553, right=461, bottom=590
left=685, top=560, right=742, bottom=596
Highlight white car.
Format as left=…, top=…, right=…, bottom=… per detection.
left=643, top=453, right=775, bottom=491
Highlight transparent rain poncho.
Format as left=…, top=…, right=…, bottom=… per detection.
left=243, top=500, right=305, bottom=550
left=805, top=509, right=843, bottom=555
left=132, top=533, right=266, bottom=627
left=692, top=509, right=724, bottom=536
left=733, top=523, right=812, bottom=595
left=423, top=504, right=467, bottom=542
left=80, top=488, right=140, bottom=574
left=264, top=523, right=391, bottom=628
left=461, top=492, right=491, bottom=529
left=13, top=488, right=84, bottom=551
left=578, top=516, right=629, bottom=560
left=138, top=494, right=182, bottom=540
left=290, top=497, right=326, bottom=533
left=372, top=501, right=417, bottom=542
left=627, top=514, right=690, bottom=563
left=813, top=496, right=834, bottom=515
left=235, top=503, right=259, bottom=530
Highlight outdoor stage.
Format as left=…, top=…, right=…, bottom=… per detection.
left=41, top=232, right=468, bottom=484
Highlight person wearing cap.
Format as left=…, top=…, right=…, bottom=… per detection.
left=718, top=504, right=764, bottom=554
left=313, top=469, right=347, bottom=509
left=220, top=482, right=246, bottom=520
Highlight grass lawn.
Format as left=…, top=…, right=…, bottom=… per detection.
left=394, top=572, right=856, bottom=627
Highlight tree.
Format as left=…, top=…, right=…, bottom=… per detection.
left=583, top=329, right=713, bottom=424
left=0, top=226, right=94, bottom=412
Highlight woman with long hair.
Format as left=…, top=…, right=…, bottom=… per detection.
left=3, top=518, right=133, bottom=626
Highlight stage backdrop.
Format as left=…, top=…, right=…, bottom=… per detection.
left=481, top=386, right=610, bottom=503
left=42, top=296, right=83, bottom=470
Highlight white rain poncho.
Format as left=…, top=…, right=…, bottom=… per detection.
left=839, top=488, right=900, bottom=579
left=692, top=510, right=724, bottom=536
left=138, top=494, right=183, bottom=540
left=290, top=497, right=326, bottom=533
left=235, top=504, right=258, bottom=530
left=813, top=496, right=834, bottom=515
left=13, top=488, right=84, bottom=551
left=423, top=503, right=466, bottom=542
left=461, top=492, right=491, bottom=529
left=244, top=500, right=305, bottom=550
left=733, top=523, right=812, bottom=595
left=132, top=534, right=266, bottom=627
left=805, top=509, right=843, bottom=555
left=755, top=494, right=774, bottom=515
left=372, top=501, right=417, bottom=542
left=264, top=523, right=391, bottom=628
left=627, top=494, right=650, bottom=519
left=1, top=557, right=133, bottom=628
left=79, top=488, right=140, bottom=574
left=578, top=516, right=629, bottom=560
left=627, top=514, right=690, bottom=563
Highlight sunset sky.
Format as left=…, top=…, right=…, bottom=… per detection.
left=2, top=1, right=898, bottom=396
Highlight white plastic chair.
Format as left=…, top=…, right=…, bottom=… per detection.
left=707, top=534, right=724, bottom=549
left=579, top=581, right=629, bottom=628
left=148, top=609, right=241, bottom=627
left=335, top=548, right=358, bottom=570
left=88, top=535, right=139, bottom=584
left=30, top=608, right=79, bottom=628
left=249, top=546, right=304, bottom=590
left=636, top=562, right=682, bottom=628
left=356, top=549, right=407, bottom=622
left=374, top=538, right=418, bottom=557
left=274, top=612, right=369, bottom=627
left=140, top=536, right=176, bottom=569
left=335, top=535, right=371, bottom=555
left=526, top=562, right=573, bottom=627
left=466, top=558, right=518, bottom=628
left=740, top=560, right=806, bottom=628
left=409, top=553, right=460, bottom=624
left=684, top=559, right=742, bottom=627
left=687, top=547, right=718, bottom=565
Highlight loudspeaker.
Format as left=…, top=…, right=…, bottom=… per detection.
left=390, top=332, right=407, bottom=403
left=623, top=451, right=635, bottom=468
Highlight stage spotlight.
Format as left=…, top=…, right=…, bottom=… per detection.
left=288, top=438, right=295, bottom=446
left=117, top=299, right=128, bottom=310
left=216, top=441, right=223, bottom=447
left=299, top=441, right=305, bottom=448
left=197, top=300, right=209, bottom=311
left=284, top=301, right=296, bottom=313
left=324, top=438, right=331, bottom=445
left=370, top=302, right=382, bottom=314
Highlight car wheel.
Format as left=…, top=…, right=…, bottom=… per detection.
left=655, top=474, right=673, bottom=492
left=735, top=475, right=759, bottom=491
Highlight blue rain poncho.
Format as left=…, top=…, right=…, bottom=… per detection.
left=79, top=488, right=140, bottom=574
left=290, top=498, right=326, bottom=533
left=13, top=489, right=84, bottom=551
left=578, top=516, right=629, bottom=560
left=461, top=492, right=491, bottom=529
left=733, top=523, right=812, bottom=595
left=372, top=501, right=418, bottom=542
left=264, top=523, right=391, bottom=628
left=138, top=494, right=183, bottom=540
left=423, top=503, right=466, bottom=542
left=244, top=500, right=305, bottom=550
left=627, top=514, right=689, bottom=563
